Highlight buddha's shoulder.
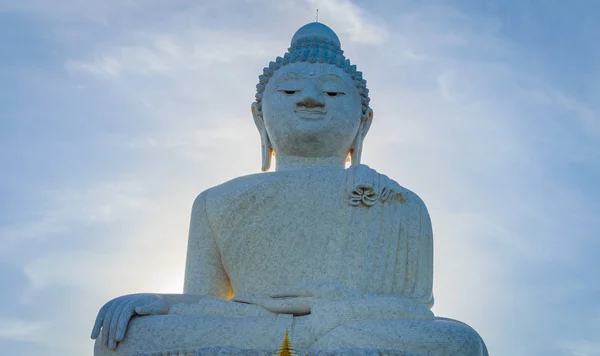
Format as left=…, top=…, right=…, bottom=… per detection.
left=395, top=184, right=427, bottom=209
left=395, top=182, right=428, bottom=210
left=192, top=166, right=429, bottom=213
left=347, top=164, right=428, bottom=211
left=193, top=172, right=290, bottom=210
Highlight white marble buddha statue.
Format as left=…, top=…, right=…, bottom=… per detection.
left=91, top=22, right=488, bottom=356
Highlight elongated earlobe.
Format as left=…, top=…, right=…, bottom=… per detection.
left=350, top=134, right=363, bottom=166
left=251, top=103, right=273, bottom=171
left=260, top=136, right=273, bottom=172
left=350, top=108, right=373, bottom=166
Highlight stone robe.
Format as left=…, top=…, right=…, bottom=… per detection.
left=96, top=165, right=486, bottom=355
left=200, top=164, right=433, bottom=304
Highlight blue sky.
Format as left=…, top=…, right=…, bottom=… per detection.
left=1, top=0, right=599, bottom=355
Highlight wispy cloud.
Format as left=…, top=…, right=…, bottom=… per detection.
left=1, top=1, right=599, bottom=356
left=559, top=340, right=600, bottom=356
left=65, top=31, right=284, bottom=79
left=305, top=0, right=389, bottom=44
left=0, top=317, right=45, bottom=342
left=0, top=180, right=151, bottom=253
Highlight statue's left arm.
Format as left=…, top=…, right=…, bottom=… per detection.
left=393, top=193, right=434, bottom=309
left=308, top=193, right=434, bottom=324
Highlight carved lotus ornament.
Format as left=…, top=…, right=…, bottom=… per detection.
left=349, top=185, right=378, bottom=207
left=346, top=165, right=405, bottom=207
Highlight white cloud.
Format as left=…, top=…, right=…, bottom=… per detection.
left=559, top=340, right=600, bottom=356
left=65, top=31, right=284, bottom=79
left=305, top=0, right=389, bottom=44
left=11, top=178, right=187, bottom=291
left=2, top=1, right=599, bottom=356
left=0, top=179, right=153, bottom=254
left=0, top=317, right=46, bottom=342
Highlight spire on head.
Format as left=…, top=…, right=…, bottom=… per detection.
left=290, top=22, right=341, bottom=49
left=254, top=22, right=371, bottom=120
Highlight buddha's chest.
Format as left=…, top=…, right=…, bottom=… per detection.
left=209, top=171, right=361, bottom=291
left=214, top=175, right=352, bottom=247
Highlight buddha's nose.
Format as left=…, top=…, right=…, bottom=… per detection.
left=297, top=82, right=325, bottom=108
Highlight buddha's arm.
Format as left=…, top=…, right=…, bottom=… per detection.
left=121, top=190, right=235, bottom=308
left=91, top=190, right=233, bottom=350
left=308, top=196, right=435, bottom=329
left=110, top=190, right=234, bottom=308
left=316, top=193, right=433, bottom=314
left=377, top=192, right=434, bottom=314
left=182, top=190, right=234, bottom=299
left=111, top=190, right=235, bottom=312
left=398, top=194, right=434, bottom=309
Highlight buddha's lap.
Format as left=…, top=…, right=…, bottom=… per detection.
left=94, top=314, right=279, bottom=355
left=312, top=317, right=486, bottom=355
left=95, top=306, right=485, bottom=355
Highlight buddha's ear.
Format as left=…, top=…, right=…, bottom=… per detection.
left=350, top=108, right=373, bottom=166
left=251, top=102, right=273, bottom=172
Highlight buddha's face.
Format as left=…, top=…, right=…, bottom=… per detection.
left=259, top=62, right=365, bottom=159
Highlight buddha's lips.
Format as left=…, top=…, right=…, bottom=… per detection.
left=295, top=109, right=326, bottom=119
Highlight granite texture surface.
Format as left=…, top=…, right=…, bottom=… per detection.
left=92, top=22, right=488, bottom=356
left=137, top=347, right=423, bottom=356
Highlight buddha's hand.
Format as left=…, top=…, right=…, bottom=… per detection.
left=232, top=281, right=362, bottom=315
left=91, top=293, right=169, bottom=350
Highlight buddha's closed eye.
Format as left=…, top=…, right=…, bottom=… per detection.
left=278, top=90, right=344, bottom=96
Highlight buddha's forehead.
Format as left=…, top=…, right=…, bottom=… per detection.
left=268, top=62, right=355, bottom=88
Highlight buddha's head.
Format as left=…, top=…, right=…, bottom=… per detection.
left=252, top=22, right=373, bottom=171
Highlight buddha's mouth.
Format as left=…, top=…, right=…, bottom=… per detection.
left=295, top=109, right=326, bottom=119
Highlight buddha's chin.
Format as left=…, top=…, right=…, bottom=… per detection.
left=295, top=111, right=326, bottom=121
left=274, top=131, right=350, bottom=156
left=290, top=117, right=331, bottom=130
left=292, top=121, right=356, bottom=141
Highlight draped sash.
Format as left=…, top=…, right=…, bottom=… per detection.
left=343, top=165, right=433, bottom=306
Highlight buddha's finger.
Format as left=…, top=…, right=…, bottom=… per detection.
left=232, top=296, right=280, bottom=309
left=108, top=300, right=129, bottom=349
left=233, top=296, right=315, bottom=314
left=107, top=299, right=130, bottom=349
left=271, top=288, right=312, bottom=298
left=231, top=296, right=256, bottom=304
left=91, top=302, right=109, bottom=339
left=236, top=297, right=274, bottom=309
left=115, top=300, right=139, bottom=342
left=101, top=301, right=120, bottom=347
left=250, top=297, right=314, bottom=314
left=135, top=299, right=168, bottom=315
left=264, top=297, right=314, bottom=314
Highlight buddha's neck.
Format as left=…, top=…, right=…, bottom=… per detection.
left=275, top=155, right=347, bottom=172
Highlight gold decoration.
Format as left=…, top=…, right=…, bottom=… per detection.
left=275, top=329, right=296, bottom=356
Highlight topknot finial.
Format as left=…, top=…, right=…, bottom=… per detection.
left=291, top=22, right=341, bottom=49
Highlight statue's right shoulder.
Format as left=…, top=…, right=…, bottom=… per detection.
left=193, top=172, right=282, bottom=216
